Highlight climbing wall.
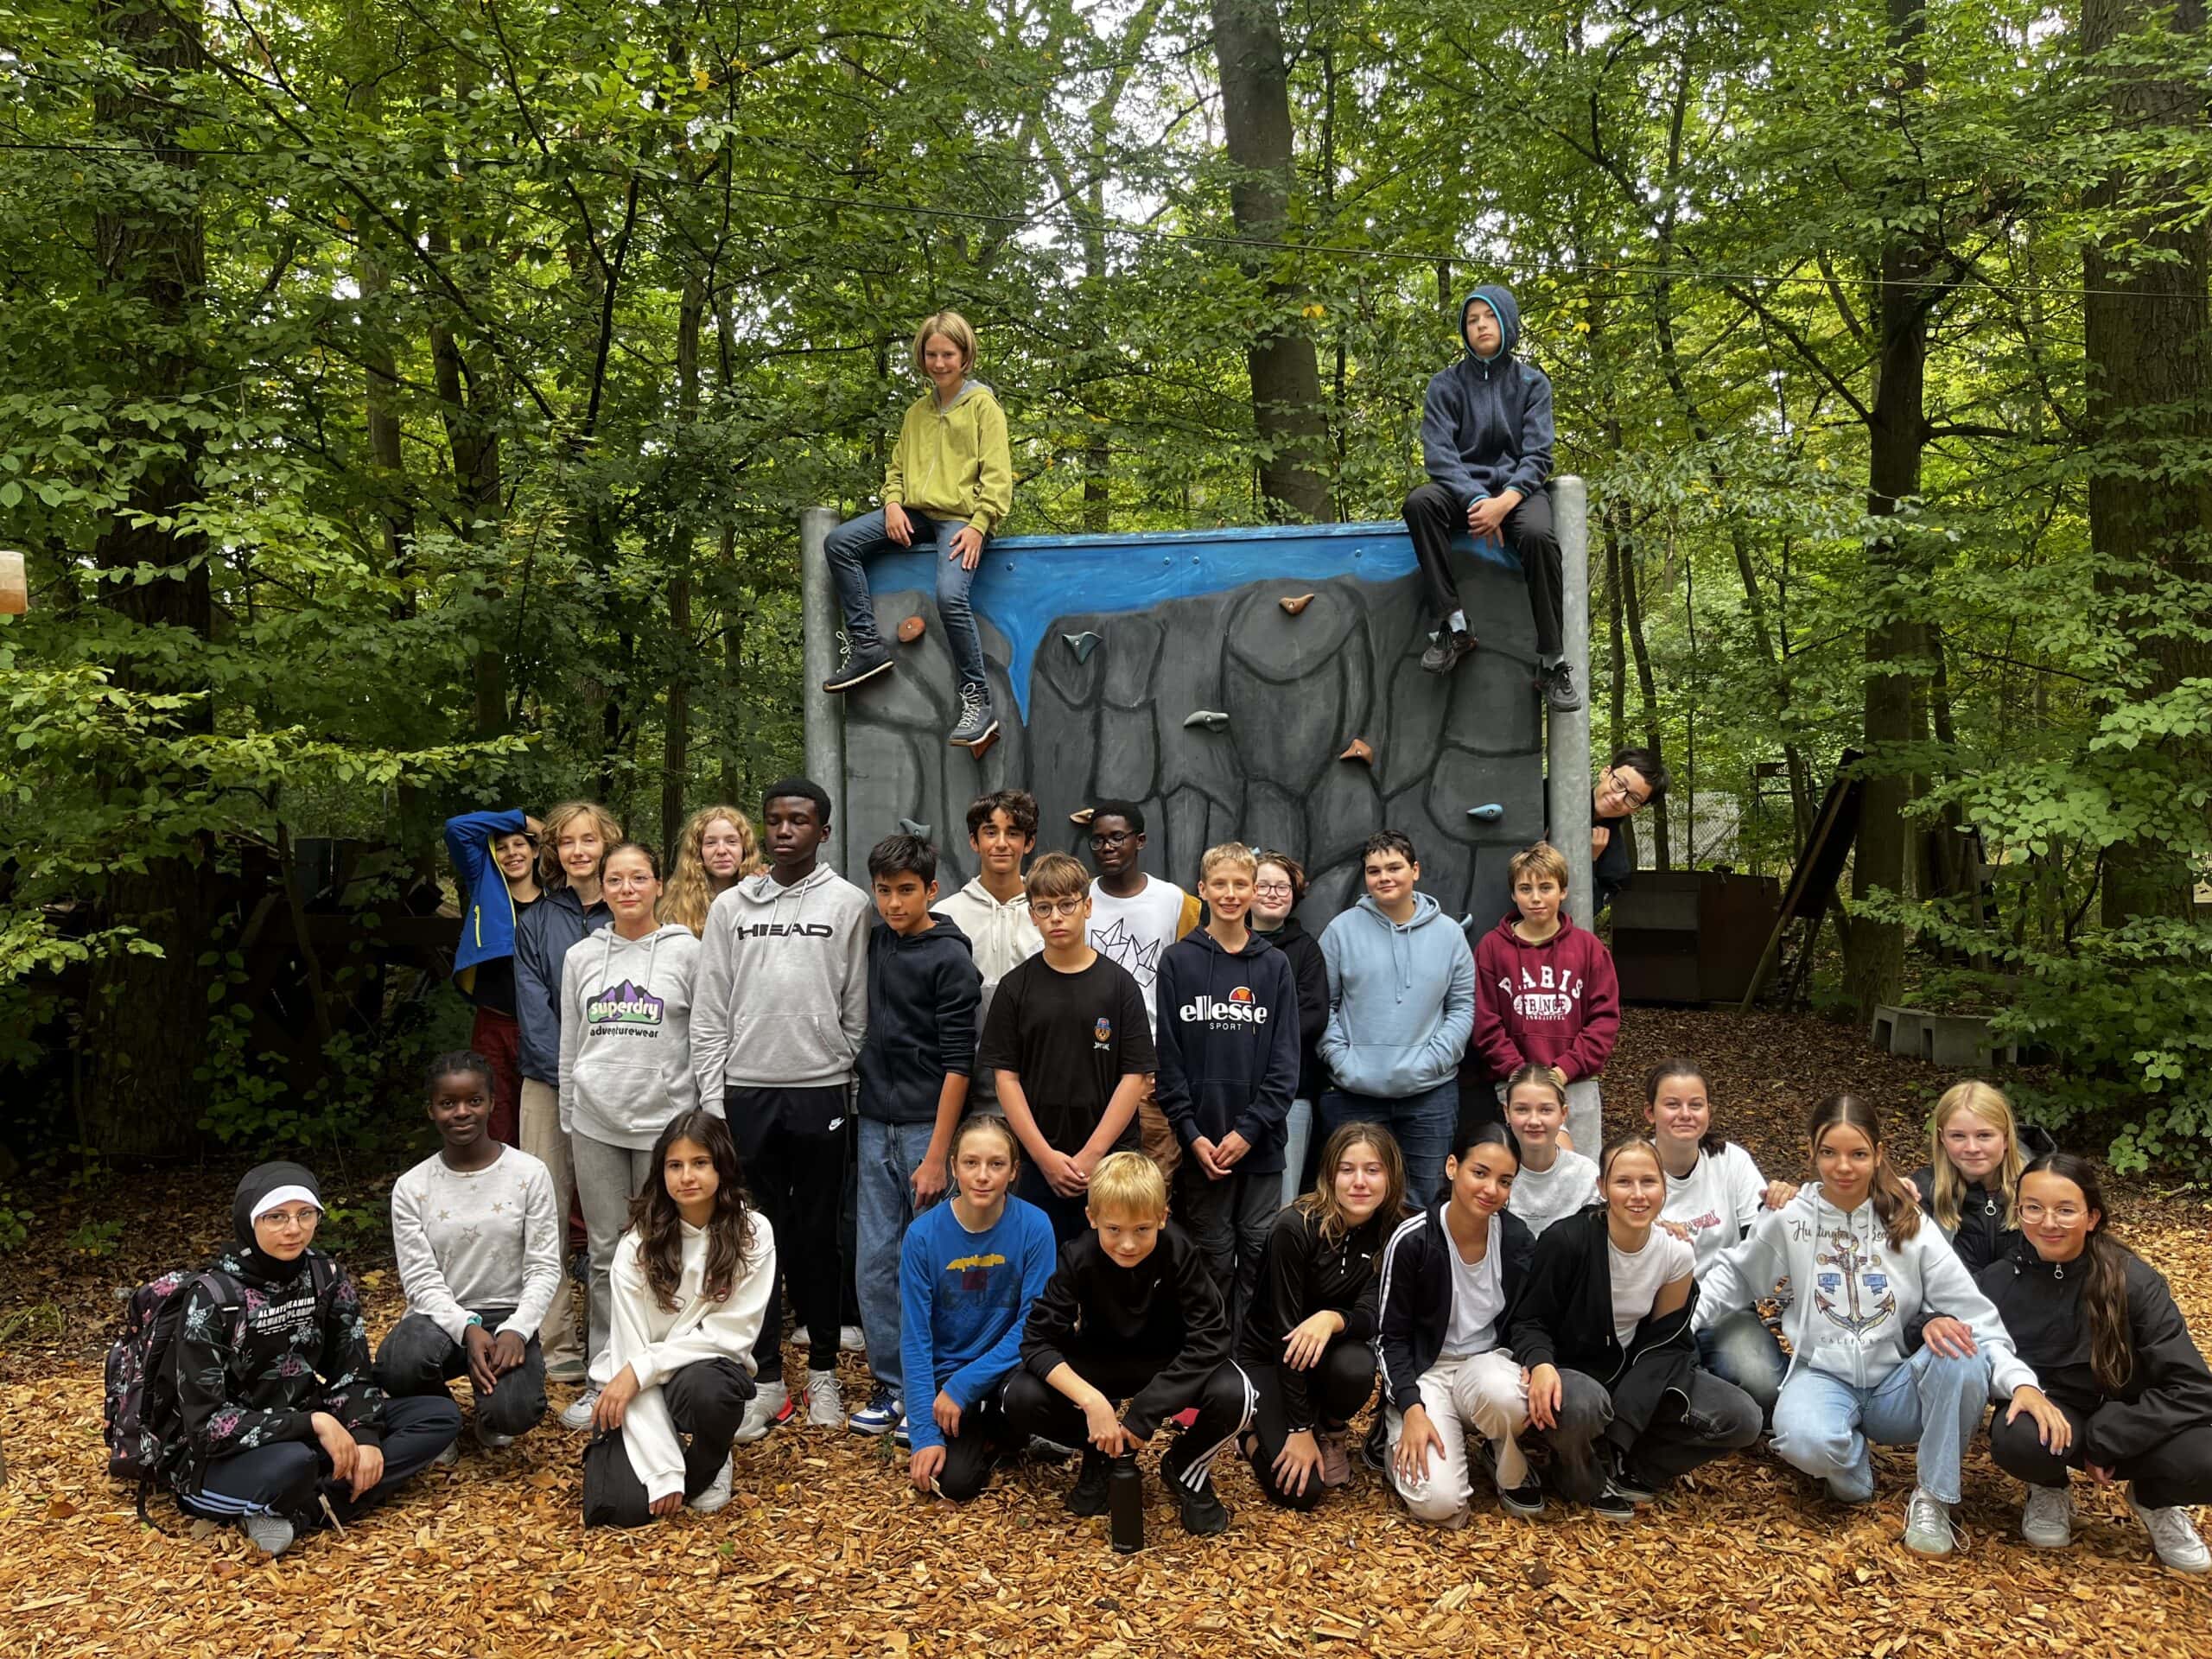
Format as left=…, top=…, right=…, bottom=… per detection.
left=812, top=518, right=1555, bottom=926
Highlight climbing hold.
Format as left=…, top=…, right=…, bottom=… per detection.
left=897, top=817, right=932, bottom=839
left=1184, top=709, right=1231, bottom=732
left=1465, top=803, right=1504, bottom=823
left=897, top=615, right=926, bottom=644
left=1339, top=738, right=1374, bottom=765
left=1063, top=630, right=1103, bottom=664
left=1279, top=593, right=1316, bottom=616
left=1068, top=806, right=1096, bottom=827
left=958, top=726, right=1001, bottom=761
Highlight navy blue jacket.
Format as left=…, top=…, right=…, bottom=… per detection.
left=442, top=808, right=529, bottom=993
left=514, top=885, right=610, bottom=1085
left=859, top=912, right=982, bottom=1124
left=1154, top=928, right=1300, bottom=1176
left=1419, top=283, right=1554, bottom=507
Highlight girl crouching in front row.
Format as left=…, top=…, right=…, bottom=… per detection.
left=1504, top=1136, right=1762, bottom=1521
left=1975, top=1153, right=2212, bottom=1573
left=1695, top=1095, right=2065, bottom=1557
left=582, top=1110, right=775, bottom=1528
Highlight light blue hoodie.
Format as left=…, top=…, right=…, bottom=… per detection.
left=1316, top=893, right=1477, bottom=1098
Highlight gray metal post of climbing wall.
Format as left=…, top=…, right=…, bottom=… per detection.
left=798, top=506, right=845, bottom=874
left=1546, top=475, right=1594, bottom=929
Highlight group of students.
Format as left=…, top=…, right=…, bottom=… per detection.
left=134, top=768, right=2212, bottom=1577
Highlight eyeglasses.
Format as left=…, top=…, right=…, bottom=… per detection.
left=1032, top=899, right=1087, bottom=919
left=1253, top=883, right=1294, bottom=897
left=1089, top=830, right=1134, bottom=849
left=2019, top=1202, right=2088, bottom=1224
left=258, top=1208, right=321, bottom=1231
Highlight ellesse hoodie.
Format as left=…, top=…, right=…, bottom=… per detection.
left=1153, top=928, right=1300, bottom=1176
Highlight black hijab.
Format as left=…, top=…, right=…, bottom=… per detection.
left=228, top=1160, right=323, bottom=1287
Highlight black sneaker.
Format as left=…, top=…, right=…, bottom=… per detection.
left=823, top=639, right=894, bottom=693
left=1538, top=660, right=1583, bottom=712
left=1421, top=629, right=1478, bottom=675
left=1607, top=1449, right=1658, bottom=1504
left=1590, top=1484, right=1638, bottom=1522
left=1359, top=1417, right=1390, bottom=1476
left=1497, top=1471, right=1548, bottom=1518
left=1165, top=1467, right=1232, bottom=1535
left=1065, top=1447, right=1113, bottom=1516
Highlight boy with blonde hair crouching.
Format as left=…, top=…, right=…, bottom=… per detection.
left=1005, top=1152, right=1255, bottom=1535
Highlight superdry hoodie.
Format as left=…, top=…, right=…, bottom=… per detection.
left=558, top=922, right=702, bottom=1146
left=1154, top=928, right=1300, bottom=1175
left=1316, top=893, right=1477, bottom=1099
left=690, top=863, right=872, bottom=1095
left=1418, top=283, right=1555, bottom=509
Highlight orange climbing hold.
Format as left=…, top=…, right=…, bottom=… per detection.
left=1339, top=739, right=1374, bottom=765
left=897, top=615, right=926, bottom=643
left=1279, top=593, right=1316, bottom=615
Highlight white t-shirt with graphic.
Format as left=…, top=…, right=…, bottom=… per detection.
left=1088, top=876, right=1194, bottom=1024
left=1659, top=1142, right=1770, bottom=1277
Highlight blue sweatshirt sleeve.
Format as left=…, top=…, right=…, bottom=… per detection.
left=1419, top=370, right=1482, bottom=505
left=944, top=1207, right=1057, bottom=1415
left=1152, top=950, right=1199, bottom=1147
left=898, top=1216, right=945, bottom=1452
left=442, top=810, right=526, bottom=955
left=1503, top=365, right=1554, bottom=501
left=1233, top=951, right=1300, bottom=1153
left=1422, top=929, right=1478, bottom=1079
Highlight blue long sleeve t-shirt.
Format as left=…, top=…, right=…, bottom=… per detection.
left=898, top=1195, right=1057, bottom=1451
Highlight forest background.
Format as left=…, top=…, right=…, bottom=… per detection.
left=1, top=0, right=2208, bottom=1203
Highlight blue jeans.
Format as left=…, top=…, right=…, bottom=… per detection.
left=1319, top=1081, right=1459, bottom=1211
left=824, top=507, right=988, bottom=691
left=1277, top=1097, right=1314, bottom=1211
left=1770, top=1346, right=1991, bottom=1505
left=856, top=1117, right=944, bottom=1398
left=1698, top=1310, right=1788, bottom=1420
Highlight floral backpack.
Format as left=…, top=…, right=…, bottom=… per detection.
left=101, top=1268, right=245, bottom=1515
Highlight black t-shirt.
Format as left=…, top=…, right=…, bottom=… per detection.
left=469, top=894, right=535, bottom=1016
left=1592, top=813, right=1635, bottom=912
left=977, top=953, right=1156, bottom=1155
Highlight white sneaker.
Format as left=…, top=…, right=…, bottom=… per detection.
left=1902, top=1486, right=1955, bottom=1557
left=2131, top=1493, right=2212, bottom=1573
left=559, top=1388, right=601, bottom=1432
left=433, top=1440, right=461, bottom=1468
left=734, top=1380, right=789, bottom=1445
left=474, top=1419, right=515, bottom=1452
left=242, top=1513, right=296, bottom=1555
left=688, top=1456, right=734, bottom=1516
left=840, top=1325, right=866, bottom=1355
left=2021, top=1484, right=2073, bottom=1549
left=806, top=1367, right=843, bottom=1427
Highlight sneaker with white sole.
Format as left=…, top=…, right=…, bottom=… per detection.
left=558, top=1388, right=601, bottom=1432
left=433, top=1440, right=461, bottom=1469
left=242, top=1513, right=296, bottom=1555
left=805, top=1368, right=843, bottom=1427
left=849, top=1388, right=902, bottom=1436
left=893, top=1415, right=912, bottom=1449
left=1902, top=1486, right=1955, bottom=1557
left=688, top=1455, right=734, bottom=1516
left=948, top=683, right=999, bottom=748
left=474, top=1420, right=516, bottom=1452
left=734, top=1380, right=791, bottom=1444
left=823, top=639, right=894, bottom=693
left=841, top=1325, right=865, bottom=1355
left=2130, top=1492, right=2211, bottom=1573
left=2021, top=1484, right=2074, bottom=1549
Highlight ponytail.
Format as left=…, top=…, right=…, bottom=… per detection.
left=1808, top=1094, right=1922, bottom=1249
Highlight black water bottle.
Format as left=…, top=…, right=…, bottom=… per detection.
left=1108, top=1453, right=1144, bottom=1553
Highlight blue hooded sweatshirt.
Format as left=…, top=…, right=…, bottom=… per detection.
left=442, top=808, right=529, bottom=995
left=1316, top=893, right=1478, bottom=1099
left=1418, top=284, right=1554, bottom=509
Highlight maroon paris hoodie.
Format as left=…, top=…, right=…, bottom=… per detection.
left=1473, top=911, right=1620, bottom=1084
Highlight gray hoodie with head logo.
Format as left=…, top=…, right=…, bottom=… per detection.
left=689, top=862, right=874, bottom=1096
left=558, top=922, right=702, bottom=1147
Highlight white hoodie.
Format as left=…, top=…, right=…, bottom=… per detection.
left=935, top=877, right=1042, bottom=1025
left=597, top=1217, right=776, bottom=1503
left=690, top=863, right=872, bottom=1094
left=559, top=923, right=702, bottom=1147
left=1693, top=1184, right=2037, bottom=1396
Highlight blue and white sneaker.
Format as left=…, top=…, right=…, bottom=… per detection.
left=892, top=1414, right=912, bottom=1449
left=849, top=1387, right=903, bottom=1437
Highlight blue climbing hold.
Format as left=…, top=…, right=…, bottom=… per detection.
left=1063, top=631, right=1103, bottom=664
left=1465, top=803, right=1504, bottom=823
left=898, top=817, right=932, bottom=839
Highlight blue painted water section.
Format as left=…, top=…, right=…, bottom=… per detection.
left=865, top=519, right=1522, bottom=721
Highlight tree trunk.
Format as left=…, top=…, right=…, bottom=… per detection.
left=1619, top=511, right=1670, bottom=869
left=663, top=275, right=704, bottom=850
left=1841, top=0, right=1936, bottom=1020
left=1210, top=0, right=1332, bottom=521
left=78, top=0, right=214, bottom=1157
left=2082, top=0, right=2212, bottom=925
